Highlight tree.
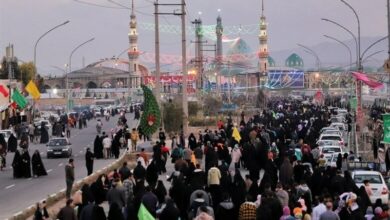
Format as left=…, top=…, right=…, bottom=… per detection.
left=139, top=85, right=161, bottom=136
left=163, top=101, right=183, bottom=133
left=203, top=95, right=222, bottom=116
left=19, top=62, right=36, bottom=85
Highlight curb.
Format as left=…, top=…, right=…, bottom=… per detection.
left=8, top=151, right=139, bottom=220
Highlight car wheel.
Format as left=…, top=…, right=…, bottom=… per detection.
left=47, top=154, right=50, bottom=159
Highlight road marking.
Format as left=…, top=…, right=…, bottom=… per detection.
left=79, top=150, right=83, bottom=153
left=58, top=163, right=63, bottom=167
left=47, top=169, right=53, bottom=173
left=74, top=154, right=78, bottom=157
left=5, top=184, right=15, bottom=189
left=40, top=152, right=44, bottom=155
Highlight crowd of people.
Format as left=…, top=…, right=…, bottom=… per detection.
left=48, top=99, right=390, bottom=220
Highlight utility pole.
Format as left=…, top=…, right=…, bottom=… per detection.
left=154, top=0, right=161, bottom=106
left=6, top=44, right=14, bottom=103
left=181, top=0, right=188, bottom=136
left=154, top=0, right=188, bottom=135
left=201, top=44, right=216, bottom=91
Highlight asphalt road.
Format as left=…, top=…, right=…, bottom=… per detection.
left=0, top=113, right=138, bottom=219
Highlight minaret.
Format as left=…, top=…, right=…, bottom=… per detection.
left=215, top=13, right=223, bottom=92
left=258, top=0, right=269, bottom=74
left=128, top=0, right=140, bottom=88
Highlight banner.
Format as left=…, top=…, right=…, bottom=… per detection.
left=383, top=114, right=390, bottom=144
left=349, top=97, right=357, bottom=110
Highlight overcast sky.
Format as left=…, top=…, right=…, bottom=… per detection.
left=0, top=0, right=387, bottom=74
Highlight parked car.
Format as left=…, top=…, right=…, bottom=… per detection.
left=352, top=170, right=389, bottom=204
left=317, top=134, right=344, bottom=146
left=46, top=138, right=72, bottom=158
left=0, top=129, right=13, bottom=142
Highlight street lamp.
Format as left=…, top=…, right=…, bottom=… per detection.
left=297, top=44, right=321, bottom=71
left=66, top=37, right=95, bottom=113
left=33, top=20, right=70, bottom=74
left=323, top=35, right=352, bottom=70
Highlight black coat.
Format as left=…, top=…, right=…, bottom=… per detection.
left=94, top=136, right=104, bottom=159
left=7, top=134, right=17, bottom=152
left=12, top=150, right=22, bottom=178
left=32, top=151, right=47, bottom=177
left=21, top=151, right=31, bottom=178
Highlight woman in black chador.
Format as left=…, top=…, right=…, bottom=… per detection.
left=21, top=150, right=31, bottom=178
left=12, top=150, right=22, bottom=178
left=40, top=123, right=49, bottom=144
left=32, top=150, right=47, bottom=177
left=7, top=133, right=17, bottom=152
left=93, top=135, right=104, bottom=159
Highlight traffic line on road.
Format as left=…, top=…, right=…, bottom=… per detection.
left=40, top=152, right=44, bottom=155
left=5, top=184, right=15, bottom=189
left=58, top=163, right=63, bottom=167
left=79, top=150, right=83, bottom=153
left=47, top=169, right=53, bottom=173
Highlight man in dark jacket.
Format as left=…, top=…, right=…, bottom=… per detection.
left=119, top=161, right=131, bottom=182
left=65, top=159, right=75, bottom=199
left=57, top=199, right=77, bottom=220
left=106, top=179, right=126, bottom=209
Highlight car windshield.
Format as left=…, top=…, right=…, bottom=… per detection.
left=323, top=148, right=341, bottom=153
left=323, top=130, right=340, bottom=135
left=48, top=139, right=67, bottom=146
left=354, top=174, right=383, bottom=184
left=321, top=136, right=341, bottom=141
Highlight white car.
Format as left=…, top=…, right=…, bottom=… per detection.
left=328, top=152, right=341, bottom=167
left=321, top=129, right=343, bottom=137
left=317, top=140, right=342, bottom=147
left=330, top=123, right=347, bottom=133
left=320, top=146, right=343, bottom=165
left=352, top=170, right=389, bottom=204
left=317, top=134, right=344, bottom=146
left=0, top=130, right=12, bottom=142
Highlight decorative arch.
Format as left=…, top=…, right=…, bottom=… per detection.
left=86, top=81, right=98, bottom=89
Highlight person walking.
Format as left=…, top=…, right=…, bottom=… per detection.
left=65, top=159, right=75, bottom=199
left=130, top=128, right=139, bottom=152
left=103, top=135, right=112, bottom=159
left=319, top=201, right=339, bottom=220
left=57, top=199, right=77, bottom=220
left=85, top=148, right=94, bottom=176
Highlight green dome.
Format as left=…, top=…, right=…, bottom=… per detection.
left=268, top=56, right=276, bottom=67
left=285, top=53, right=304, bottom=68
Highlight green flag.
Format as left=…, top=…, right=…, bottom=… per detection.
left=349, top=97, right=357, bottom=110
left=137, top=203, right=155, bottom=220
left=383, top=114, right=390, bottom=144
left=12, top=89, right=27, bottom=109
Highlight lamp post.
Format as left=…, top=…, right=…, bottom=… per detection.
left=297, top=44, right=321, bottom=71
left=66, top=38, right=95, bottom=113
left=33, top=20, right=70, bottom=74
left=323, top=35, right=352, bottom=70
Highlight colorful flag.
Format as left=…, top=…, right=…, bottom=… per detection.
left=349, top=97, right=357, bottom=110
left=12, top=89, right=27, bottom=109
left=0, top=85, right=9, bottom=97
left=25, top=80, right=41, bottom=100
left=232, top=127, right=241, bottom=143
left=137, top=203, right=155, bottom=220
left=10, top=102, right=17, bottom=109
left=383, top=114, right=390, bottom=144
left=351, top=72, right=384, bottom=90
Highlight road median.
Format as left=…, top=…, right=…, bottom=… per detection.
left=8, top=150, right=141, bottom=220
